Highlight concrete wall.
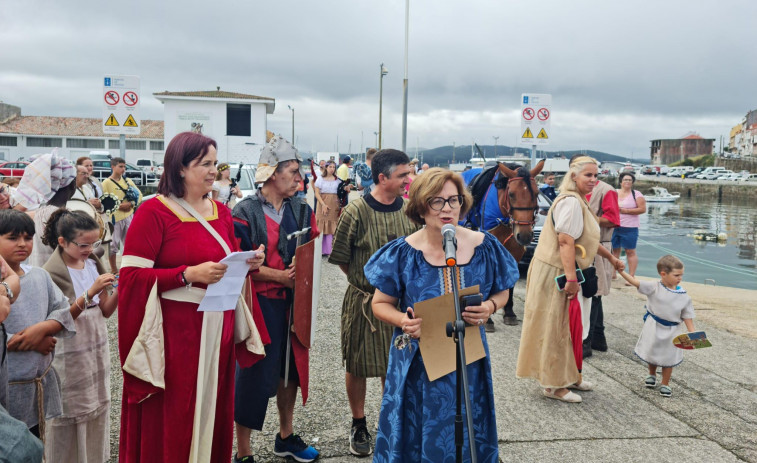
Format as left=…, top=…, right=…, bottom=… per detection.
left=633, top=178, right=757, bottom=201
left=651, top=138, right=715, bottom=164
left=0, top=134, right=162, bottom=164
left=0, top=103, right=21, bottom=123
left=161, top=99, right=267, bottom=165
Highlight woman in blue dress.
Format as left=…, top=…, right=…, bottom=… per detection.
left=365, top=168, right=519, bottom=462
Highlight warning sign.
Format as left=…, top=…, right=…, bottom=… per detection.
left=520, top=93, right=551, bottom=145
left=102, top=75, right=140, bottom=135
left=124, top=114, right=138, bottom=127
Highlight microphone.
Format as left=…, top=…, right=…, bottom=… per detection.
left=441, top=224, right=457, bottom=267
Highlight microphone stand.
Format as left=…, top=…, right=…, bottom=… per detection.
left=444, top=235, right=478, bottom=463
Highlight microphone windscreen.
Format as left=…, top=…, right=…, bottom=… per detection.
left=441, top=224, right=456, bottom=238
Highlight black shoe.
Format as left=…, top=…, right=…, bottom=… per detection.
left=502, top=315, right=518, bottom=326
left=485, top=317, right=495, bottom=332
left=591, top=339, right=608, bottom=352
left=349, top=423, right=373, bottom=457
left=582, top=341, right=593, bottom=359
left=232, top=454, right=255, bottom=463
left=274, top=433, right=319, bottom=462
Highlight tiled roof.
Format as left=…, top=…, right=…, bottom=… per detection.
left=153, top=90, right=274, bottom=101
left=0, top=116, right=163, bottom=139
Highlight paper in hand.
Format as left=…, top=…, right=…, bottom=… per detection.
left=198, top=251, right=259, bottom=312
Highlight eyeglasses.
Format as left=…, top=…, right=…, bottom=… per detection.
left=70, top=239, right=102, bottom=250
left=427, top=195, right=463, bottom=211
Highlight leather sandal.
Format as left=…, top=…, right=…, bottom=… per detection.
left=543, top=388, right=582, bottom=403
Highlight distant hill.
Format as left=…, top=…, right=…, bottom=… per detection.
left=417, top=145, right=649, bottom=167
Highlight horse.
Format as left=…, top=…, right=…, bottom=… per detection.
left=465, top=159, right=544, bottom=324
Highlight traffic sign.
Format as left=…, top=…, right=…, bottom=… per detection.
left=102, top=75, right=140, bottom=135
left=520, top=93, right=551, bottom=145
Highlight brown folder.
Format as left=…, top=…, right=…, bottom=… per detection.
left=413, top=285, right=486, bottom=381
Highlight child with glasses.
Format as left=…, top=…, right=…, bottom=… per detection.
left=40, top=209, right=117, bottom=461
left=0, top=209, right=75, bottom=439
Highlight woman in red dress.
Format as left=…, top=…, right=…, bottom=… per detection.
left=117, top=132, right=265, bottom=462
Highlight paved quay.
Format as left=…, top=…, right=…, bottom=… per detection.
left=106, top=260, right=757, bottom=462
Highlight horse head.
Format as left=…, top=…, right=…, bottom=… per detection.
left=497, top=159, right=545, bottom=246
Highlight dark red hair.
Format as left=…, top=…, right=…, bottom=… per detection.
left=158, top=132, right=217, bottom=198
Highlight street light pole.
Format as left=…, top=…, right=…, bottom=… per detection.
left=401, top=0, right=410, bottom=152
left=287, top=105, right=295, bottom=144
left=374, top=131, right=378, bottom=149
left=379, top=63, right=388, bottom=149
left=493, top=136, right=499, bottom=157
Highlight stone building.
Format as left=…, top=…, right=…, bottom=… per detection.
left=650, top=132, right=715, bottom=165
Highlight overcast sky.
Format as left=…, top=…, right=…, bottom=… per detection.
left=2, top=0, right=755, bottom=159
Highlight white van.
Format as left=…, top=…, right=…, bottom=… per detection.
left=695, top=167, right=727, bottom=180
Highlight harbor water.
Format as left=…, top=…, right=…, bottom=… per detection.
left=631, top=195, right=757, bottom=290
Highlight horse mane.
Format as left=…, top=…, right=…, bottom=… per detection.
left=467, top=165, right=499, bottom=217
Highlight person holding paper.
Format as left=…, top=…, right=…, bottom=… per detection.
left=365, top=168, right=518, bottom=462
left=231, top=136, right=320, bottom=463
left=117, top=132, right=265, bottom=463
left=515, top=156, right=624, bottom=403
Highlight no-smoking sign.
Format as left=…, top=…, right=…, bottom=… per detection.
left=522, top=107, right=535, bottom=121
left=104, top=91, right=119, bottom=106
left=520, top=93, right=551, bottom=146
left=123, top=91, right=138, bottom=106
left=537, top=108, right=550, bottom=121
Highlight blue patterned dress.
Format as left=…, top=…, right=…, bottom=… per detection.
left=365, top=232, right=519, bottom=463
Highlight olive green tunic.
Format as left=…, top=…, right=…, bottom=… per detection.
left=329, top=195, right=419, bottom=377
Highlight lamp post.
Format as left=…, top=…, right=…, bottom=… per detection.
left=401, top=0, right=410, bottom=152
left=379, top=63, right=388, bottom=149
left=287, top=105, right=295, bottom=144
left=374, top=131, right=378, bottom=148
left=493, top=136, right=499, bottom=157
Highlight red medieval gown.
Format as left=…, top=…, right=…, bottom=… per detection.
left=118, top=197, right=268, bottom=463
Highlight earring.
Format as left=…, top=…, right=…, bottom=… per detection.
left=181, top=174, right=185, bottom=178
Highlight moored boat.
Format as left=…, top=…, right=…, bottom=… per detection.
left=645, top=186, right=680, bottom=202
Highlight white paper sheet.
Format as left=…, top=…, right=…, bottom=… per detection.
left=198, top=251, right=259, bottom=312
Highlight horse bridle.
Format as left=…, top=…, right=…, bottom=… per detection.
left=502, top=176, right=539, bottom=226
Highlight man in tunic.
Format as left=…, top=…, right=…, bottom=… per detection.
left=232, top=136, right=320, bottom=463
left=329, top=149, right=419, bottom=456
left=583, top=178, right=620, bottom=358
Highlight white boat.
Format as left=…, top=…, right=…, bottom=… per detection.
left=645, top=186, right=680, bottom=202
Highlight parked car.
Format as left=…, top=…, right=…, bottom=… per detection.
left=738, top=174, right=757, bottom=183
left=0, top=161, right=29, bottom=179
left=518, top=190, right=553, bottom=272
left=89, top=159, right=158, bottom=186
left=716, top=173, right=741, bottom=181
left=136, top=158, right=163, bottom=177
left=142, top=164, right=257, bottom=203
left=683, top=168, right=705, bottom=178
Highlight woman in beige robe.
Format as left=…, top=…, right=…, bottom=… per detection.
left=516, top=156, right=624, bottom=403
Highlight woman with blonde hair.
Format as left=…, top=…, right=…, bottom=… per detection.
left=516, top=156, right=624, bottom=403
left=313, top=160, right=341, bottom=256
left=212, top=163, right=242, bottom=208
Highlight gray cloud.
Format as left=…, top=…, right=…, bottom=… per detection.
left=2, top=0, right=754, bottom=157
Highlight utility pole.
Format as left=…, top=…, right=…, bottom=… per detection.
left=378, top=63, right=388, bottom=149
left=493, top=136, right=499, bottom=157
left=401, top=0, right=410, bottom=152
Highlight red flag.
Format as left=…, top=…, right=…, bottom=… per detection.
left=568, top=297, right=583, bottom=372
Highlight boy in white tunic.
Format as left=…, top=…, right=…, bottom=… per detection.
left=619, top=255, right=695, bottom=397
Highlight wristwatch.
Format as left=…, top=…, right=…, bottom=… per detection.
left=0, top=281, right=13, bottom=300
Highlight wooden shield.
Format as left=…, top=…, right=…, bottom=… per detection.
left=293, top=238, right=316, bottom=349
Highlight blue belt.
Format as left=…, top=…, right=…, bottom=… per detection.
left=643, top=311, right=679, bottom=327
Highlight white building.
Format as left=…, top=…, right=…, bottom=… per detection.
left=0, top=102, right=164, bottom=163
left=154, top=89, right=275, bottom=164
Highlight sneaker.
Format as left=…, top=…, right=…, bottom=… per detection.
left=232, top=454, right=255, bottom=463
left=485, top=318, right=495, bottom=333
left=659, top=385, right=672, bottom=397
left=274, top=433, right=319, bottom=462
left=644, top=375, right=657, bottom=388
left=349, top=423, right=373, bottom=456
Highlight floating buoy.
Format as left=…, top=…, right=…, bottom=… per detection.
left=692, top=230, right=727, bottom=242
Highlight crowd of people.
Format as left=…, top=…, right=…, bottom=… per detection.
left=0, top=133, right=693, bottom=463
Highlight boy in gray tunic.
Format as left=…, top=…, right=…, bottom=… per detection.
left=619, top=255, right=695, bottom=398
left=0, top=209, right=75, bottom=436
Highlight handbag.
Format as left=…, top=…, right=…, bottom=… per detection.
left=579, top=265, right=598, bottom=298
